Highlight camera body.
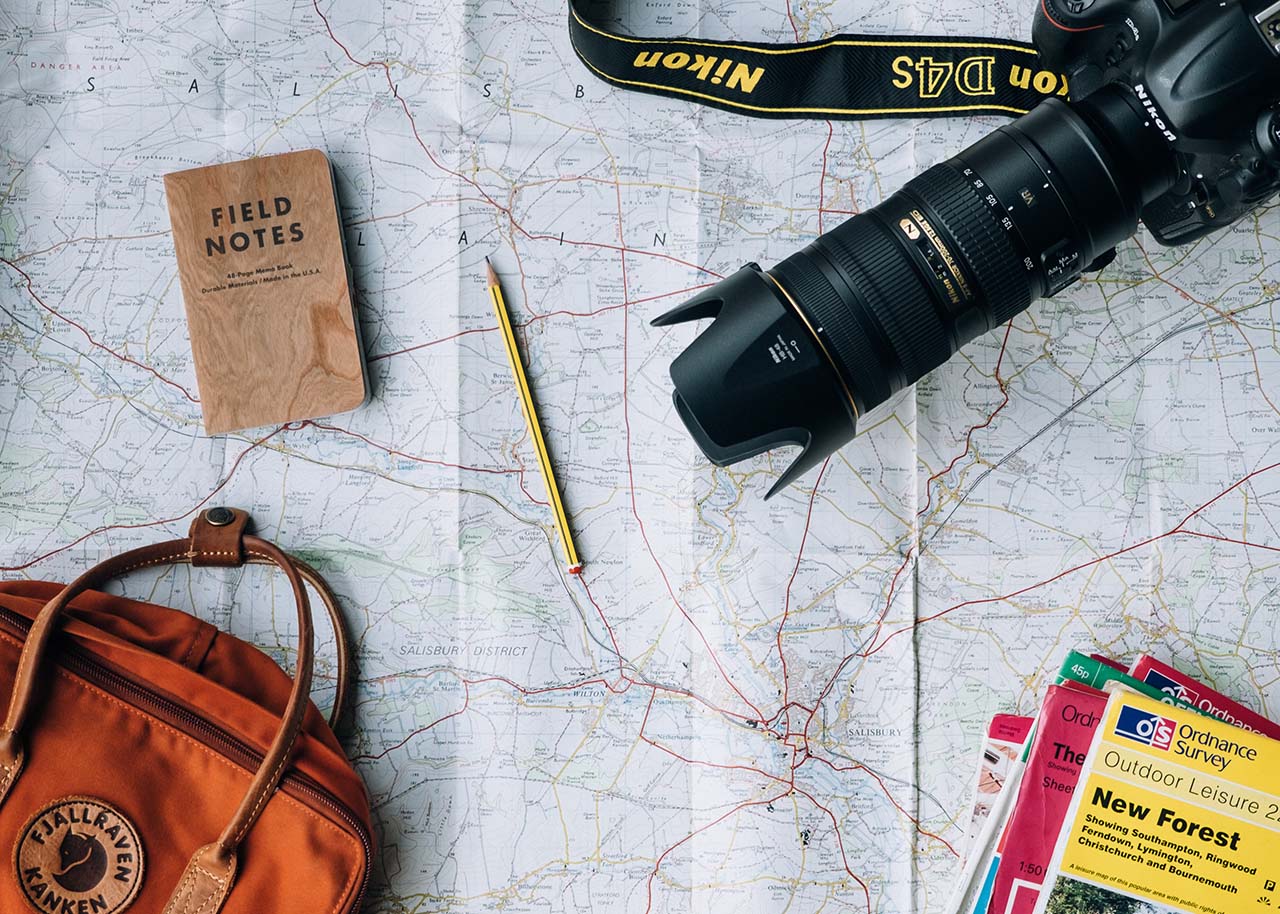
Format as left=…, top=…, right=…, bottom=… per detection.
left=1035, top=0, right=1280, bottom=244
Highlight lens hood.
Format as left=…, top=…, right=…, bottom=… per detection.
left=653, top=265, right=858, bottom=497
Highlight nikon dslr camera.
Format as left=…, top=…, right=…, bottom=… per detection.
left=657, top=0, right=1280, bottom=496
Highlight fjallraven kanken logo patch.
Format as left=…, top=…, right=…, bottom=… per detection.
left=15, top=797, right=144, bottom=914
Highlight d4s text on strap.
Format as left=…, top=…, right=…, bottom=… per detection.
left=567, top=0, right=1069, bottom=120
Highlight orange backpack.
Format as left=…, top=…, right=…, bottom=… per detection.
left=0, top=508, right=372, bottom=914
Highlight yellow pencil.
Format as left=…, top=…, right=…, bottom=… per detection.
left=486, top=257, right=583, bottom=575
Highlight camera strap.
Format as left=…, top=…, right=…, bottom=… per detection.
left=568, top=0, right=1068, bottom=120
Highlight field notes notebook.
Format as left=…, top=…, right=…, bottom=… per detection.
left=164, top=149, right=369, bottom=434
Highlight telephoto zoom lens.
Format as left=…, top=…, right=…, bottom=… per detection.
left=655, top=87, right=1178, bottom=497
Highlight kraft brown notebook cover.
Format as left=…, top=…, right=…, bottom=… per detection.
left=165, top=149, right=369, bottom=434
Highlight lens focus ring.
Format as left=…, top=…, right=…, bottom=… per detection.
left=904, top=164, right=1033, bottom=326
left=811, top=213, right=952, bottom=385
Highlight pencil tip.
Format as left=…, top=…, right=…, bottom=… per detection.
left=485, top=257, right=498, bottom=286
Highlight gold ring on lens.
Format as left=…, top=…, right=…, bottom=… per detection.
left=764, top=272, right=861, bottom=421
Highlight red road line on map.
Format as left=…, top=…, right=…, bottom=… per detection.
left=817, top=123, right=834, bottom=234
left=853, top=321, right=1015, bottom=666
left=480, top=668, right=762, bottom=727
left=643, top=791, right=791, bottom=914
left=302, top=420, right=519, bottom=477
left=1179, top=529, right=1280, bottom=553
left=777, top=460, right=828, bottom=706
left=351, top=671, right=628, bottom=761
left=917, top=321, right=1014, bottom=522
left=639, top=690, right=790, bottom=785
left=10, top=231, right=171, bottom=263
left=365, top=287, right=716, bottom=364
left=581, top=575, right=627, bottom=679
left=351, top=671, right=627, bottom=757
left=761, top=698, right=817, bottom=733
left=627, top=284, right=717, bottom=307
left=352, top=674, right=612, bottom=727
left=528, top=283, right=717, bottom=324
left=862, top=460, right=1280, bottom=658
left=514, top=457, right=551, bottom=507
left=804, top=755, right=957, bottom=855
left=1174, top=464, right=1272, bottom=525
left=612, top=180, right=767, bottom=724
left=790, top=786, right=874, bottom=911
left=352, top=682, right=471, bottom=762
left=518, top=232, right=724, bottom=278
left=0, top=427, right=285, bottom=571
left=785, top=2, right=802, bottom=40
left=2, top=256, right=200, bottom=403
left=368, top=327, right=495, bottom=362
left=866, top=533, right=1168, bottom=658
left=311, top=0, right=723, bottom=282
left=372, top=657, right=760, bottom=733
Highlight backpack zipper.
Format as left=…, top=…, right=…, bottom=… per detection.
left=0, top=604, right=372, bottom=911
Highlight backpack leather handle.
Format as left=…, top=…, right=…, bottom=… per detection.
left=247, top=551, right=352, bottom=731
left=0, top=508, right=335, bottom=914
left=189, top=506, right=352, bottom=729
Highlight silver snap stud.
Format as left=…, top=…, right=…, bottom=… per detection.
left=206, top=507, right=235, bottom=527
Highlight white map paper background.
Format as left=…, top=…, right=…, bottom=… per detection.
left=2, top=2, right=1278, bottom=912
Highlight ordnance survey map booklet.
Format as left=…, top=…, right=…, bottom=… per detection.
left=952, top=652, right=1202, bottom=914
left=1034, top=689, right=1280, bottom=914
left=981, top=658, right=1277, bottom=914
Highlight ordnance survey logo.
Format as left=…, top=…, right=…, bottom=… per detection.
left=1142, top=669, right=1200, bottom=705
left=15, top=797, right=144, bottom=914
left=1115, top=705, right=1176, bottom=751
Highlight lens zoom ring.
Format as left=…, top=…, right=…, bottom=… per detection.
left=905, top=164, right=1032, bottom=326
left=815, top=215, right=950, bottom=384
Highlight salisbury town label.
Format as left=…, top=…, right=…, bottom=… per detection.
left=15, top=797, right=144, bottom=914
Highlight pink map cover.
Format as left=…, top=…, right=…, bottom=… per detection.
left=986, top=685, right=1103, bottom=914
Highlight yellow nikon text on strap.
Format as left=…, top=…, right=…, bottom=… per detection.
left=569, top=0, right=1068, bottom=120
